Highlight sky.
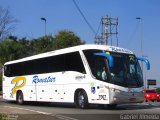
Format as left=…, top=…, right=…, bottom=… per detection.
left=1, top=0, right=160, bottom=87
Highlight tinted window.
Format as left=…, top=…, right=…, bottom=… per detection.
left=83, top=50, right=107, bottom=80
left=146, top=90, right=156, bottom=93
left=4, top=51, right=85, bottom=77
left=65, top=52, right=86, bottom=73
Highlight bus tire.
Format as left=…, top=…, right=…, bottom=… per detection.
left=75, top=90, right=88, bottom=109
left=16, top=91, right=24, bottom=105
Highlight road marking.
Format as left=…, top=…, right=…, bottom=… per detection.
left=56, top=115, right=78, bottom=120
left=4, top=106, right=52, bottom=115
left=4, top=106, right=78, bottom=120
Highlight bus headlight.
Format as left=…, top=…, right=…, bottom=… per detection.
left=110, top=88, right=121, bottom=93
left=115, top=89, right=121, bottom=93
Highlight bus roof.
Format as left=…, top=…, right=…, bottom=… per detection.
left=4, top=44, right=134, bottom=65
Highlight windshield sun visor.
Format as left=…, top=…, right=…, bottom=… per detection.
left=136, top=57, right=150, bottom=70
left=94, top=53, right=114, bottom=67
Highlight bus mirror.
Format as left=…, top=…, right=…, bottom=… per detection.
left=94, top=53, right=114, bottom=67
left=136, top=57, right=150, bottom=70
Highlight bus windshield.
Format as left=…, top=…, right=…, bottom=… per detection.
left=83, top=50, right=143, bottom=88
left=110, top=52, right=143, bottom=87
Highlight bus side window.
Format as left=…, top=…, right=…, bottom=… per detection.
left=65, top=52, right=86, bottom=74
left=4, top=65, right=11, bottom=77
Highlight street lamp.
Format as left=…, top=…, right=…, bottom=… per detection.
left=41, top=17, right=47, bottom=36
left=136, top=17, right=143, bottom=58
left=136, top=17, right=145, bottom=88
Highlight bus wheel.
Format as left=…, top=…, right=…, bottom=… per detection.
left=17, top=91, right=24, bottom=105
left=77, top=90, right=88, bottom=109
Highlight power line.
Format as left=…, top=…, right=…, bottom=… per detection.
left=72, top=0, right=96, bottom=35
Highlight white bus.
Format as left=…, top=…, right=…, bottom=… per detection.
left=2, top=45, right=150, bottom=108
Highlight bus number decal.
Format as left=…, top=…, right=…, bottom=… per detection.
left=98, top=95, right=107, bottom=100
left=11, top=76, right=26, bottom=97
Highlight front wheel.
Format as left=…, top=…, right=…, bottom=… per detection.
left=17, top=91, right=24, bottom=105
left=76, top=90, right=88, bottom=109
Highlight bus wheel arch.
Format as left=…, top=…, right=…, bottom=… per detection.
left=74, top=89, right=88, bottom=109
left=16, top=90, right=24, bottom=105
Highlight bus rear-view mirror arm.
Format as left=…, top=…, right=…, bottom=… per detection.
left=94, top=53, right=114, bottom=67
left=136, top=57, right=150, bottom=70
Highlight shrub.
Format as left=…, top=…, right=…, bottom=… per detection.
left=156, top=88, right=160, bottom=94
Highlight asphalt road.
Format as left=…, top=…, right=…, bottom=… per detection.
left=1, top=96, right=160, bottom=120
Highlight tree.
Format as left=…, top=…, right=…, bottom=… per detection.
left=30, top=35, right=55, bottom=54
left=0, top=39, right=24, bottom=64
left=0, top=6, right=17, bottom=40
left=18, top=37, right=33, bottom=57
left=54, top=30, right=85, bottom=49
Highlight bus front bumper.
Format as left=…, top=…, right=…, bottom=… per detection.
left=109, top=90, right=144, bottom=104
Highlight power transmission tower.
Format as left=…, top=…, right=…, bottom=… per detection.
left=96, top=15, right=118, bottom=46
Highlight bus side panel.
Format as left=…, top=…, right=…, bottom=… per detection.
left=22, top=75, right=37, bottom=102
left=59, top=69, right=111, bottom=104
left=61, top=71, right=110, bottom=105
left=34, top=72, right=64, bottom=102
left=3, top=77, right=16, bottom=100
left=3, top=75, right=37, bottom=101
left=61, top=71, right=88, bottom=103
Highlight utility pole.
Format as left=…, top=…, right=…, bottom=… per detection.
left=95, top=35, right=103, bottom=45
left=96, top=15, right=118, bottom=46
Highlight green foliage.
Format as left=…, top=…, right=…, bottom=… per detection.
left=0, top=30, right=85, bottom=65
left=30, top=35, right=55, bottom=54
left=156, top=88, right=160, bottom=94
left=54, top=30, right=85, bottom=49
left=0, top=39, right=24, bottom=64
